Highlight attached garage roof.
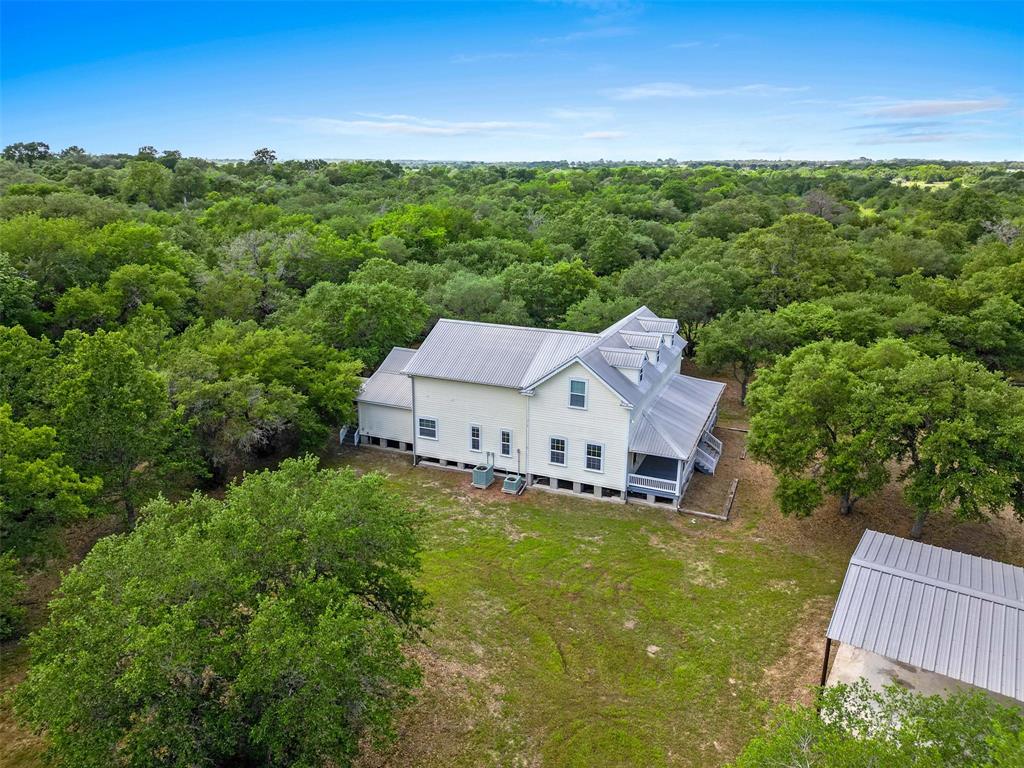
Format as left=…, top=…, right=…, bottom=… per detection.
left=356, top=347, right=415, bottom=409
left=827, top=530, right=1024, bottom=702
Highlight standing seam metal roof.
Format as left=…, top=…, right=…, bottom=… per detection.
left=400, top=319, right=597, bottom=389
left=629, top=374, right=726, bottom=460
left=827, top=530, right=1024, bottom=702
left=355, top=347, right=415, bottom=408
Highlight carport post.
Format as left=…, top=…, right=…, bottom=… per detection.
left=816, top=637, right=833, bottom=716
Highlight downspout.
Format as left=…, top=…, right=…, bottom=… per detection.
left=410, top=375, right=418, bottom=465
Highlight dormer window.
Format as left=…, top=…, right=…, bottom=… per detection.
left=569, top=378, right=587, bottom=409
left=638, top=367, right=644, bottom=383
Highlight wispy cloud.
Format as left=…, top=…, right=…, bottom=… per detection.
left=863, top=98, right=1008, bottom=117
left=668, top=40, right=718, bottom=49
left=582, top=130, right=626, bottom=139
left=450, top=51, right=529, bottom=64
left=276, top=114, right=549, bottom=137
left=537, top=25, right=635, bottom=43
left=608, top=82, right=808, bottom=100
left=549, top=107, right=615, bottom=120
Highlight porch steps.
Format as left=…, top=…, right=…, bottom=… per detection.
left=694, top=430, right=722, bottom=474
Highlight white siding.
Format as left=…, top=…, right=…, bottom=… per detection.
left=413, top=378, right=528, bottom=472
left=357, top=403, right=412, bottom=444
left=526, top=362, right=630, bottom=489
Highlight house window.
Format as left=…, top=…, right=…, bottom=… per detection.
left=470, top=424, right=481, bottom=452
left=585, top=443, right=604, bottom=472
left=549, top=437, right=566, bottom=465
left=500, top=429, right=512, bottom=457
left=638, top=367, right=644, bottom=383
left=418, top=417, right=437, bottom=440
left=569, top=379, right=587, bottom=409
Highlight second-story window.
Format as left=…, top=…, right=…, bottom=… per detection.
left=470, top=424, right=481, bottom=452
left=500, top=429, right=512, bottom=457
left=569, top=378, right=587, bottom=409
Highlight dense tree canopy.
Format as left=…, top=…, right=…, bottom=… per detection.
left=14, top=457, right=425, bottom=768
left=1, top=146, right=1022, bottom=650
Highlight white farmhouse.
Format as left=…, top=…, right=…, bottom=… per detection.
left=355, top=306, right=725, bottom=506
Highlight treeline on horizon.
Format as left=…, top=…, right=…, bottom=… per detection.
left=2, top=140, right=1023, bottom=630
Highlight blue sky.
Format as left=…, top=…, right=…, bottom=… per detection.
left=1, top=1, right=1021, bottom=161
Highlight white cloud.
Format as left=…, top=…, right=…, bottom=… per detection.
left=276, top=114, right=549, bottom=137
left=549, top=107, right=615, bottom=120
left=864, top=98, right=1008, bottom=117
left=608, top=82, right=808, bottom=100
left=450, top=52, right=529, bottom=64
left=668, top=40, right=718, bottom=49
left=582, top=130, right=626, bottom=139
left=537, top=25, right=635, bottom=43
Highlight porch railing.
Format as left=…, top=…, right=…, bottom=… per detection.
left=627, top=473, right=679, bottom=495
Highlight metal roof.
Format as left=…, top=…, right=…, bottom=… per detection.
left=629, top=374, right=726, bottom=460
left=356, top=347, right=415, bottom=409
left=639, top=318, right=679, bottom=334
left=827, top=530, right=1024, bottom=702
left=600, top=348, right=647, bottom=369
left=620, top=331, right=663, bottom=350
left=401, top=319, right=596, bottom=389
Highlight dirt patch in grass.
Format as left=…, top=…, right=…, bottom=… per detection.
left=759, top=596, right=835, bottom=708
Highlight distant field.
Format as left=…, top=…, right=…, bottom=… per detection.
left=4, top=377, right=1022, bottom=768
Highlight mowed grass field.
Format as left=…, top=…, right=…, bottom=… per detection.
left=343, top=448, right=842, bottom=768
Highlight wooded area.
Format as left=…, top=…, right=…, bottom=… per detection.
left=1, top=144, right=1023, bottom=766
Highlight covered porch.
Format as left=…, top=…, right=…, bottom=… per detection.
left=627, top=453, right=694, bottom=503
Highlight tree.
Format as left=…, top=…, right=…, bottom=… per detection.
left=747, top=341, right=891, bottom=516
left=2, top=141, right=51, bottom=165
left=697, top=309, right=790, bottom=402
left=876, top=352, right=1024, bottom=538
left=170, top=158, right=208, bottom=207
left=801, top=188, right=848, bottom=224
left=563, top=291, right=641, bottom=332
left=617, top=258, right=738, bottom=354
left=0, top=324, right=54, bottom=421
left=729, top=213, right=866, bottom=308
left=0, top=551, right=26, bottom=641
left=730, top=681, right=1024, bottom=768
left=281, top=281, right=428, bottom=369
left=15, top=457, right=425, bottom=768
left=251, top=147, right=277, bottom=166
left=166, top=321, right=362, bottom=477
left=49, top=330, right=198, bottom=525
left=587, top=223, right=638, bottom=276
left=0, top=251, right=40, bottom=330
left=0, top=404, right=102, bottom=555
left=119, top=160, right=172, bottom=208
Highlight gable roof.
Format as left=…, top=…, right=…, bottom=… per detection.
left=356, top=347, right=415, bottom=409
left=401, top=306, right=682, bottom=401
left=401, top=319, right=596, bottom=389
left=827, top=530, right=1024, bottom=702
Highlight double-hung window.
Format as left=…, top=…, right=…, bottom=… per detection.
left=500, top=429, right=512, bottom=457
left=469, top=424, right=482, bottom=452
left=418, top=417, right=437, bottom=440
left=569, top=378, right=587, bottom=409
left=549, top=437, right=566, bottom=465
left=585, top=442, right=604, bottom=472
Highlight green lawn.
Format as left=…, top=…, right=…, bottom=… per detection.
left=339, top=449, right=845, bottom=768
left=0, top=443, right=863, bottom=768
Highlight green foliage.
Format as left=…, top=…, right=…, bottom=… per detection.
left=280, top=280, right=427, bottom=369
left=697, top=308, right=790, bottom=401
left=0, top=404, right=102, bottom=555
left=730, top=681, right=1024, bottom=768
left=0, top=550, right=27, bottom=640
left=748, top=341, right=891, bottom=516
left=49, top=330, right=199, bottom=524
left=167, top=321, right=362, bottom=474
left=14, top=456, right=425, bottom=768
